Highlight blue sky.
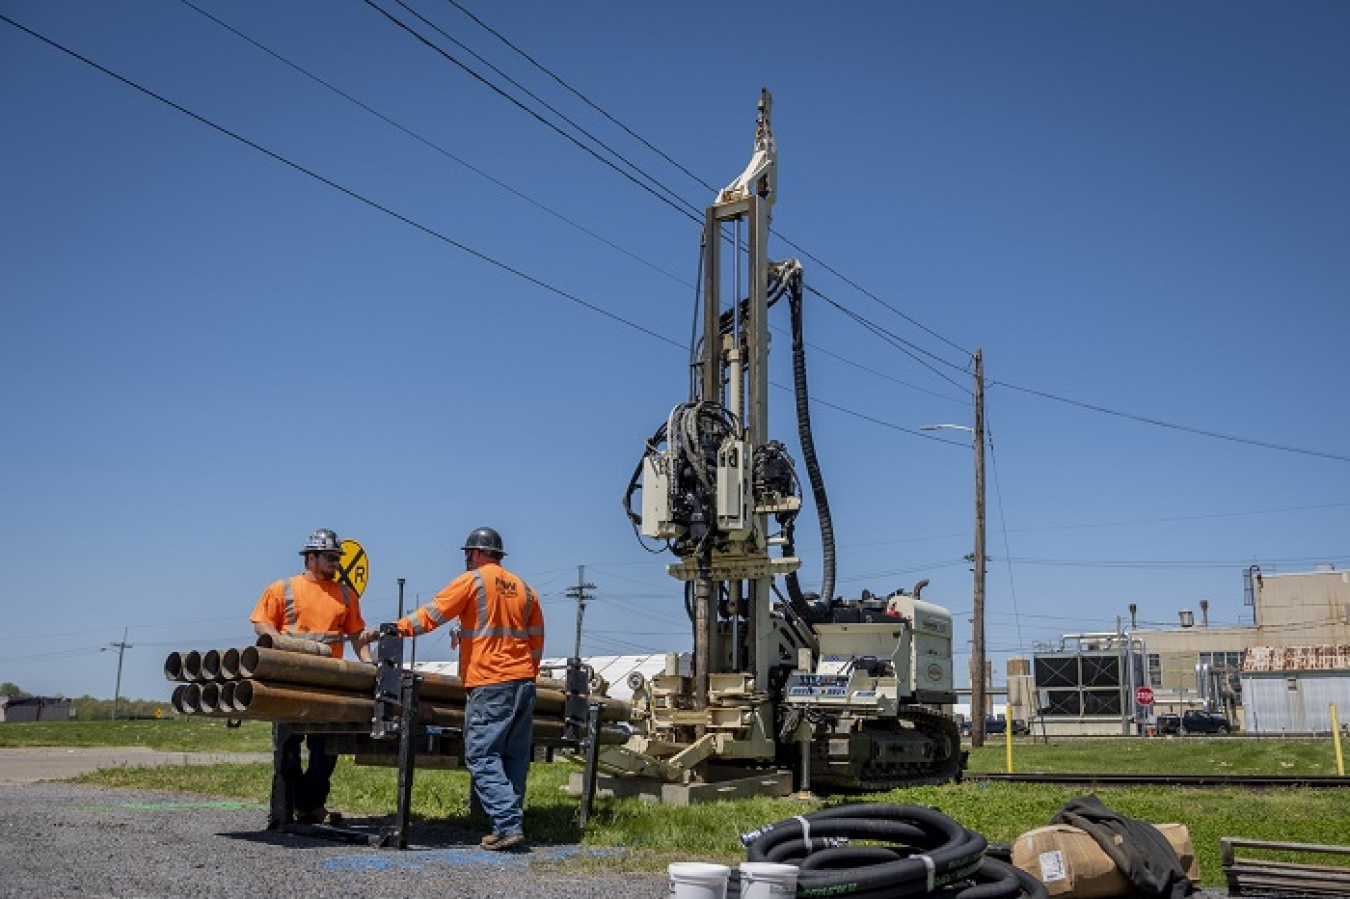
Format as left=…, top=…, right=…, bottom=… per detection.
left=3, top=2, right=1348, bottom=706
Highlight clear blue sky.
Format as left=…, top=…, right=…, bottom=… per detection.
left=3, top=2, right=1348, bottom=706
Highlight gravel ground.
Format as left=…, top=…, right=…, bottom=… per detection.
left=0, top=782, right=667, bottom=899
left=0, top=781, right=1237, bottom=899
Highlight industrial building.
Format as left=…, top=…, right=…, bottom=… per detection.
left=1009, top=566, right=1350, bottom=736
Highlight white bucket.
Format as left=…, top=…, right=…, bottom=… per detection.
left=668, top=862, right=731, bottom=899
left=739, top=861, right=799, bottom=899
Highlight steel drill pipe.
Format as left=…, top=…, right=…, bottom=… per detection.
left=231, top=679, right=375, bottom=723
left=166, top=645, right=632, bottom=722
left=164, top=652, right=185, bottom=682
left=229, top=679, right=468, bottom=728
left=220, top=680, right=238, bottom=713
left=255, top=633, right=329, bottom=656
left=237, top=646, right=378, bottom=694
left=201, top=649, right=226, bottom=681
left=219, top=647, right=243, bottom=680
left=181, top=650, right=206, bottom=682
left=234, top=646, right=632, bottom=721
left=178, top=682, right=203, bottom=714
left=221, top=680, right=620, bottom=741
left=199, top=682, right=224, bottom=714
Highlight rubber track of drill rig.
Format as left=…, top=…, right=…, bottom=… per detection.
left=830, top=707, right=966, bottom=793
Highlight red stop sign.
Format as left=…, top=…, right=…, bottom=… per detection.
left=1135, top=686, right=1155, bottom=706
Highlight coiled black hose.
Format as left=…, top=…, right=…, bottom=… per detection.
left=735, top=804, right=1047, bottom=899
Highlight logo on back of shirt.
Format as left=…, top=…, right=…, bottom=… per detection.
left=495, top=576, right=519, bottom=599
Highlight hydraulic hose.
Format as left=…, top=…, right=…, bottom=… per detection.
left=737, top=804, right=1046, bottom=899
left=782, top=266, right=836, bottom=611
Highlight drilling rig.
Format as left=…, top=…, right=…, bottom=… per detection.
left=608, top=90, right=965, bottom=799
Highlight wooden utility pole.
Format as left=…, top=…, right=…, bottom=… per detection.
left=110, top=627, right=132, bottom=721
left=565, top=566, right=596, bottom=660
left=971, top=348, right=988, bottom=748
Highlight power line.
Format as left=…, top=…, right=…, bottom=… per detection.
left=440, top=0, right=719, bottom=198
left=992, top=378, right=1350, bottom=463
left=437, top=0, right=973, bottom=360
left=363, top=0, right=701, bottom=223
left=1001, top=554, right=1350, bottom=570
left=986, top=422, right=1026, bottom=657
left=14, top=11, right=1344, bottom=476
left=0, top=12, right=682, bottom=351
left=808, top=284, right=973, bottom=392
left=176, top=0, right=691, bottom=289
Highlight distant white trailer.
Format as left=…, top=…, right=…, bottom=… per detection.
left=539, top=654, right=690, bottom=701
left=417, top=654, right=690, bottom=703
left=1241, top=669, right=1350, bottom=733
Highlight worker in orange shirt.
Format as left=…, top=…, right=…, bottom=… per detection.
left=251, top=528, right=372, bottom=826
left=373, top=527, right=544, bottom=851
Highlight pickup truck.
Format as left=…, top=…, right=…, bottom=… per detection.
left=958, top=715, right=1030, bottom=737
left=1157, top=710, right=1232, bottom=735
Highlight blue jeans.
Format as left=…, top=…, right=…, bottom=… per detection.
left=464, top=679, right=536, bottom=836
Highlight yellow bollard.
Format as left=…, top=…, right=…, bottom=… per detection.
left=1332, top=704, right=1345, bottom=776
left=1006, top=715, right=1014, bottom=773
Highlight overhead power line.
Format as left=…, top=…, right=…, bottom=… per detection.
left=441, top=0, right=719, bottom=197
left=13, top=12, right=1342, bottom=472
left=4, top=9, right=983, bottom=461
left=177, top=0, right=690, bottom=289
left=414, top=6, right=1348, bottom=466
left=0, top=13, right=681, bottom=349
left=427, top=0, right=972, bottom=361
left=363, top=0, right=702, bottom=223
left=992, top=378, right=1350, bottom=463
left=808, top=284, right=972, bottom=391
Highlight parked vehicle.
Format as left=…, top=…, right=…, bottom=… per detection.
left=959, top=715, right=1028, bottom=737
left=1157, top=710, right=1232, bottom=735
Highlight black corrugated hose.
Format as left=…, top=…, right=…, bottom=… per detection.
left=732, top=804, right=1048, bottom=898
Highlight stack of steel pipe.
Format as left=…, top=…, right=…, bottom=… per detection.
left=164, top=639, right=632, bottom=743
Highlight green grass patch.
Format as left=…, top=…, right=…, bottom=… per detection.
left=0, top=718, right=272, bottom=752
left=967, top=735, right=1344, bottom=776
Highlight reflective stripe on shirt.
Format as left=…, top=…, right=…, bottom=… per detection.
left=463, top=571, right=538, bottom=642
left=282, top=576, right=347, bottom=644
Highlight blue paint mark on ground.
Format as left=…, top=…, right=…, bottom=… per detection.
left=322, top=845, right=623, bottom=872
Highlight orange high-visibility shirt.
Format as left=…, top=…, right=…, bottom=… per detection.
left=397, top=562, right=544, bottom=688
left=250, top=574, right=365, bottom=659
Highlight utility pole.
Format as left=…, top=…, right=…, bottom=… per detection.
left=971, top=347, right=988, bottom=748
left=565, top=566, right=596, bottom=660
left=109, top=628, right=132, bottom=721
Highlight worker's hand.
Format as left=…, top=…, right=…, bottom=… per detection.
left=359, top=628, right=380, bottom=643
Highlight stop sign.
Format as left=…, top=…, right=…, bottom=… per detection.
left=1135, top=686, right=1155, bottom=706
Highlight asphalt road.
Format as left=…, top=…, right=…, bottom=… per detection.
left=0, top=750, right=1236, bottom=898
left=0, top=746, right=272, bottom=784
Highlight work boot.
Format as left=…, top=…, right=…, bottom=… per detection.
left=296, top=806, right=343, bottom=825
left=481, top=831, right=525, bottom=851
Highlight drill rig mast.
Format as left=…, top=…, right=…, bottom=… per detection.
left=616, top=91, right=963, bottom=796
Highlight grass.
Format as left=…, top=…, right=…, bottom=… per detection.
left=9, top=720, right=1350, bottom=885
left=967, top=733, right=1345, bottom=776
left=0, top=718, right=272, bottom=752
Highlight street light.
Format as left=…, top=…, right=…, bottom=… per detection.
left=921, top=348, right=987, bottom=747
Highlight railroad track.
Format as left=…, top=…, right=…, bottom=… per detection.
left=968, top=772, right=1350, bottom=789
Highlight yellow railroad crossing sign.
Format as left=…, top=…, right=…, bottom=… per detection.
left=338, top=539, right=368, bottom=597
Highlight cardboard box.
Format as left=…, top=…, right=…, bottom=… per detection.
left=1012, top=823, right=1199, bottom=897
